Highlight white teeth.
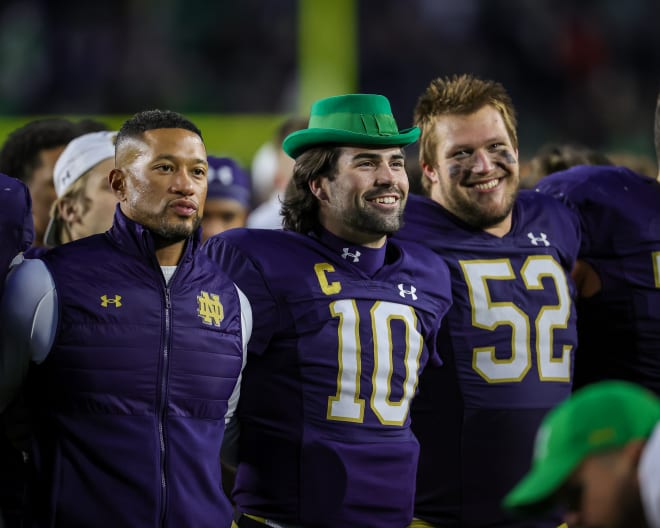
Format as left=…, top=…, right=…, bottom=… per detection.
left=373, top=196, right=397, bottom=204
left=473, top=179, right=499, bottom=190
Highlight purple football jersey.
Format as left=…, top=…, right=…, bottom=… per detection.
left=396, top=192, right=580, bottom=527
left=204, top=228, right=452, bottom=528
left=537, top=165, right=660, bottom=394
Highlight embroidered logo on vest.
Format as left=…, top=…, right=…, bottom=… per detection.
left=197, top=291, right=224, bottom=327
left=100, top=294, right=122, bottom=307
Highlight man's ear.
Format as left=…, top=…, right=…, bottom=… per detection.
left=309, top=177, right=328, bottom=202
left=421, top=162, right=439, bottom=185
left=109, top=169, right=126, bottom=200
left=58, top=197, right=82, bottom=225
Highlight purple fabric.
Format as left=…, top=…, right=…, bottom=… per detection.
left=537, top=165, right=660, bottom=395
left=395, top=192, right=580, bottom=527
left=207, top=155, right=251, bottom=207
left=0, top=173, right=33, bottom=298
left=28, top=208, right=244, bottom=527
left=203, top=228, right=452, bottom=528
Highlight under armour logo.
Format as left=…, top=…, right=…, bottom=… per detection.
left=341, top=248, right=361, bottom=263
left=100, top=294, right=122, bottom=308
left=398, top=284, right=418, bottom=300
left=197, top=291, right=224, bottom=327
left=527, top=232, right=550, bottom=247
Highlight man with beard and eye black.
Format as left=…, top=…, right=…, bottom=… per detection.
left=0, top=109, right=252, bottom=527
left=203, top=94, right=453, bottom=528
left=395, top=74, right=581, bottom=528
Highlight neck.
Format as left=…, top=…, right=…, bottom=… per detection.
left=320, top=224, right=387, bottom=249
left=154, top=240, right=186, bottom=265
left=483, top=215, right=513, bottom=238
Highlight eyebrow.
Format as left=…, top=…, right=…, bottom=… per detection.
left=351, top=152, right=405, bottom=162
left=155, top=154, right=208, bottom=165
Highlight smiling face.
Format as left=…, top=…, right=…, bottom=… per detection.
left=111, top=128, right=208, bottom=244
left=310, top=146, right=408, bottom=247
left=423, top=105, right=519, bottom=236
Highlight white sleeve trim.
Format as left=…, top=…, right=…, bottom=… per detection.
left=0, top=258, right=58, bottom=411
left=224, top=284, right=252, bottom=424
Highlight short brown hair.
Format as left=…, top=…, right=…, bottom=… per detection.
left=414, top=74, right=518, bottom=192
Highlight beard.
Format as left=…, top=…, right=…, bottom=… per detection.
left=344, top=200, right=406, bottom=236
left=451, top=189, right=517, bottom=230
left=153, top=215, right=201, bottom=242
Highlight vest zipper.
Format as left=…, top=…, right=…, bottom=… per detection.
left=159, top=287, right=172, bottom=527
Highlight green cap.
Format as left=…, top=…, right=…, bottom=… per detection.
left=503, top=381, right=660, bottom=515
left=282, top=94, right=420, bottom=158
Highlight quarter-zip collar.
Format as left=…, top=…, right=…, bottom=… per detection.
left=106, top=205, right=201, bottom=269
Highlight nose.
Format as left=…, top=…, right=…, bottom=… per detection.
left=472, top=149, right=495, bottom=173
left=170, top=168, right=196, bottom=195
left=375, top=163, right=400, bottom=185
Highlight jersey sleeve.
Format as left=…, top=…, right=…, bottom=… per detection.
left=202, top=234, right=279, bottom=356
left=0, top=257, right=58, bottom=412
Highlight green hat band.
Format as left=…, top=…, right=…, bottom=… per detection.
left=308, top=112, right=399, bottom=137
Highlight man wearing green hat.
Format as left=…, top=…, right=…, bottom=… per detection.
left=504, top=380, right=660, bottom=528
left=203, top=93, right=453, bottom=527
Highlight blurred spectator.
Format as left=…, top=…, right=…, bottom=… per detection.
left=202, top=155, right=251, bottom=241
left=521, top=142, right=612, bottom=189
left=44, top=130, right=117, bottom=247
left=247, top=116, right=308, bottom=229
left=606, top=152, right=657, bottom=179
left=0, top=118, right=107, bottom=247
left=504, top=380, right=660, bottom=528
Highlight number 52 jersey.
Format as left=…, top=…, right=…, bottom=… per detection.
left=203, top=227, right=452, bottom=528
left=396, top=192, right=581, bottom=527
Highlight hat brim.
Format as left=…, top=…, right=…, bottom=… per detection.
left=503, top=453, right=582, bottom=516
left=282, top=126, right=421, bottom=158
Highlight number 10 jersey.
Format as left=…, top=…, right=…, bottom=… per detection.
left=204, top=227, right=453, bottom=528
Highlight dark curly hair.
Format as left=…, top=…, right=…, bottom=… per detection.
left=0, top=118, right=106, bottom=182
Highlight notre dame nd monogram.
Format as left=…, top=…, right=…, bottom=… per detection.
left=197, top=291, right=224, bottom=327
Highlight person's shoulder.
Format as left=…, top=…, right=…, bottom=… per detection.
left=388, top=237, right=451, bottom=281
left=5, top=256, right=53, bottom=298
left=0, top=173, right=31, bottom=215
left=42, top=233, right=111, bottom=263
left=0, top=172, right=28, bottom=194
left=538, top=165, right=655, bottom=195
left=212, top=226, right=296, bottom=246
left=205, top=227, right=306, bottom=258
left=517, top=188, right=578, bottom=215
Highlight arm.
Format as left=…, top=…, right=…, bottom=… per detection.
left=0, top=258, right=58, bottom=412
left=571, top=258, right=602, bottom=298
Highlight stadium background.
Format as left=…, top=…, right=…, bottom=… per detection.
left=0, top=0, right=658, bottom=167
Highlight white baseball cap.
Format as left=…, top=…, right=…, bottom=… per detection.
left=44, top=130, right=117, bottom=246
left=53, top=130, right=117, bottom=198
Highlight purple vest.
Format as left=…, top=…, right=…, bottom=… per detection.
left=0, top=173, right=33, bottom=299
left=31, top=210, right=244, bottom=527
